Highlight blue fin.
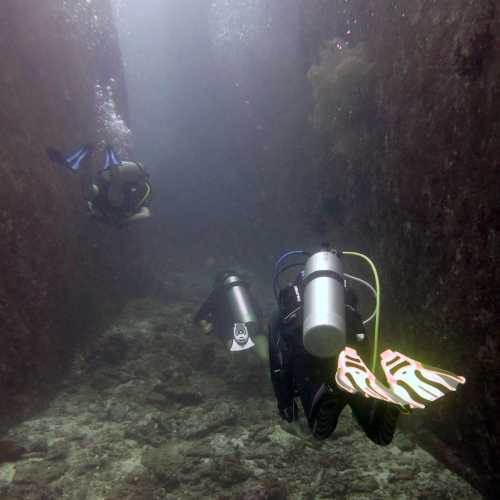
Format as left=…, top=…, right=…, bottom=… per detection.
left=103, top=145, right=122, bottom=170
left=47, top=144, right=92, bottom=171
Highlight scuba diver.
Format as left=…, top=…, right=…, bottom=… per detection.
left=194, top=271, right=262, bottom=353
left=47, top=143, right=152, bottom=226
left=269, top=246, right=466, bottom=443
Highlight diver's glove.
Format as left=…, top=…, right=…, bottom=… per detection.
left=197, top=320, right=213, bottom=335
left=335, top=347, right=410, bottom=409
left=279, top=401, right=300, bottom=422
left=380, top=350, right=466, bottom=409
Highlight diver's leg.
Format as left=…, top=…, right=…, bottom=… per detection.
left=349, top=394, right=400, bottom=446
left=306, top=385, right=349, bottom=441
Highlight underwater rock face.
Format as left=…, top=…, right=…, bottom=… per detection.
left=0, top=0, right=137, bottom=431
left=302, top=0, right=499, bottom=496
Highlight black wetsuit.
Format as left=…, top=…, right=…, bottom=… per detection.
left=268, top=288, right=400, bottom=445
left=92, top=173, right=152, bottom=219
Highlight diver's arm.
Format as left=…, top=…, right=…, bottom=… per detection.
left=193, top=290, right=217, bottom=325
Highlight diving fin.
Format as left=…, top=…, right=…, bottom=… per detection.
left=46, top=144, right=92, bottom=171
left=380, top=350, right=466, bottom=409
left=335, top=347, right=410, bottom=409
left=103, top=145, right=122, bottom=170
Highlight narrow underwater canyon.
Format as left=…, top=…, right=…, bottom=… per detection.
left=0, top=1, right=498, bottom=498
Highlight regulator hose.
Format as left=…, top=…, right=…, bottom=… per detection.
left=342, top=251, right=381, bottom=372
left=344, top=272, right=377, bottom=325
left=273, top=250, right=310, bottom=300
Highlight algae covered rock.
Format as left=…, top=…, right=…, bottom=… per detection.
left=308, top=39, right=375, bottom=148
left=0, top=0, right=136, bottom=434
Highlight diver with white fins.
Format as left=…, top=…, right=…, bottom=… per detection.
left=47, top=143, right=152, bottom=227
left=194, top=271, right=263, bottom=353
left=268, top=244, right=466, bottom=443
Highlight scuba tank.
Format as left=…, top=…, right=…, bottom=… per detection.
left=222, top=274, right=258, bottom=351
left=302, top=250, right=346, bottom=358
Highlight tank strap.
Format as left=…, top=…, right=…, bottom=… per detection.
left=302, top=269, right=344, bottom=286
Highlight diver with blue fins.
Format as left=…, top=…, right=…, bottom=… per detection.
left=268, top=244, right=466, bottom=443
left=47, top=143, right=152, bottom=226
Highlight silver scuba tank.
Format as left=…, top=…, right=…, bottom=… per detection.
left=302, top=251, right=346, bottom=358
left=223, top=275, right=258, bottom=351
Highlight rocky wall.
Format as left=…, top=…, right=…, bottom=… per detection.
left=301, top=0, right=500, bottom=497
left=0, top=0, right=140, bottom=431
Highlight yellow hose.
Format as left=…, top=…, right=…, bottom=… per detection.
left=342, top=251, right=380, bottom=372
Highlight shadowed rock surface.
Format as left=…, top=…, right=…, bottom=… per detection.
left=300, top=1, right=500, bottom=496
left=0, top=0, right=141, bottom=432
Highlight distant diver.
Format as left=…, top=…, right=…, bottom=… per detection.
left=194, top=271, right=265, bottom=353
left=269, top=245, right=466, bottom=443
left=47, top=143, right=152, bottom=227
